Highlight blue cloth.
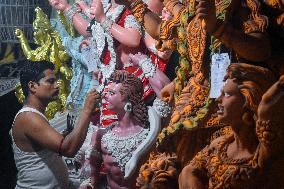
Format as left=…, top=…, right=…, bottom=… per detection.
left=51, top=19, right=93, bottom=109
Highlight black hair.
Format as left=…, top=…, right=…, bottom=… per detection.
left=20, top=60, right=55, bottom=98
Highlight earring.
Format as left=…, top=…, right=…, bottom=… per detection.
left=124, top=102, right=132, bottom=112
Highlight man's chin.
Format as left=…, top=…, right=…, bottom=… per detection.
left=51, top=95, right=59, bottom=101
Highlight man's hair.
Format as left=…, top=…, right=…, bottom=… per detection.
left=20, top=60, right=55, bottom=98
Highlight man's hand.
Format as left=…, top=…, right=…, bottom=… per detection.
left=196, top=0, right=217, bottom=34
left=48, top=0, right=70, bottom=11
left=83, top=89, right=101, bottom=114
left=90, top=0, right=106, bottom=23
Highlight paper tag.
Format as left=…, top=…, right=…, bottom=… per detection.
left=81, top=45, right=99, bottom=73
left=209, top=53, right=231, bottom=98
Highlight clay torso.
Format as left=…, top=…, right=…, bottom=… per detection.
left=190, top=135, right=258, bottom=189
left=100, top=126, right=149, bottom=188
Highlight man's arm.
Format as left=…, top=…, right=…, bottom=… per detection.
left=24, top=90, right=100, bottom=157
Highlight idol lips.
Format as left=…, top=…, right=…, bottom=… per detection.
left=217, top=104, right=224, bottom=114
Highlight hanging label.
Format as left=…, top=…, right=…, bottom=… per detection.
left=210, top=53, right=231, bottom=98
left=81, top=45, right=99, bottom=73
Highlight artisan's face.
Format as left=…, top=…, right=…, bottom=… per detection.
left=105, top=82, right=126, bottom=112
left=31, top=69, right=59, bottom=102
left=217, top=79, right=245, bottom=125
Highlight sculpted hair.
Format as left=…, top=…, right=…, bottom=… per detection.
left=110, top=70, right=149, bottom=128
left=244, top=0, right=269, bottom=33
left=20, top=60, right=55, bottom=98
left=224, top=63, right=276, bottom=121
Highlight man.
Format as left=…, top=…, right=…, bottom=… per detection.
left=11, top=60, right=100, bottom=189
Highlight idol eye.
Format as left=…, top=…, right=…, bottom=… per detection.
left=224, top=92, right=230, bottom=97
left=108, top=91, right=114, bottom=95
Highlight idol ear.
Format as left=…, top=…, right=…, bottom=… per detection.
left=124, top=102, right=133, bottom=112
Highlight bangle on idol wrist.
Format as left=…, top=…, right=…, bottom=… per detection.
left=101, top=17, right=114, bottom=33
left=153, top=98, right=171, bottom=117
left=84, top=8, right=91, bottom=18
left=138, top=57, right=156, bottom=78
left=64, top=4, right=77, bottom=23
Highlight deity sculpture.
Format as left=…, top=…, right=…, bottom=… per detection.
left=78, top=70, right=161, bottom=189
left=262, top=0, right=284, bottom=77
left=254, top=74, right=284, bottom=188
left=49, top=0, right=171, bottom=128
left=117, top=0, right=272, bottom=175
left=15, top=7, right=72, bottom=80
left=142, top=0, right=173, bottom=73
left=48, top=0, right=172, bottom=186
left=178, top=63, right=276, bottom=189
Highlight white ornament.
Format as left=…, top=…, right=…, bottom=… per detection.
left=124, top=102, right=133, bottom=112
left=153, top=98, right=172, bottom=117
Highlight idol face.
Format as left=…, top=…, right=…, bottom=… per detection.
left=217, top=79, right=245, bottom=125
left=105, top=82, right=126, bottom=112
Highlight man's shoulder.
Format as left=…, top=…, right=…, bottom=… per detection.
left=14, top=111, right=50, bottom=130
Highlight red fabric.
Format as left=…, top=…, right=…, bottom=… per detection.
left=100, top=82, right=118, bottom=127
left=117, top=9, right=132, bottom=27
left=148, top=50, right=168, bottom=72
left=102, top=51, right=111, bottom=65
left=102, top=9, right=131, bottom=65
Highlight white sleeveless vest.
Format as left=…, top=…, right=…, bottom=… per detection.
left=10, top=107, right=69, bottom=189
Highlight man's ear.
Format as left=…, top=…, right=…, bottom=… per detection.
left=28, top=81, right=38, bottom=94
